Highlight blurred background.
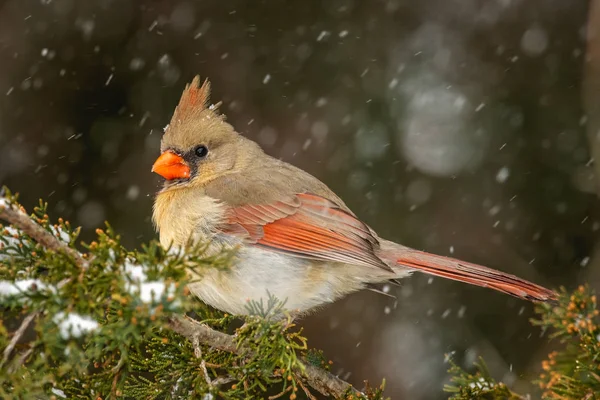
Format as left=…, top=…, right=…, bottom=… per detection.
left=0, top=0, right=596, bottom=398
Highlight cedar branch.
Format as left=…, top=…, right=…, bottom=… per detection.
left=168, top=315, right=361, bottom=398
left=0, top=194, right=361, bottom=399
left=0, top=199, right=88, bottom=269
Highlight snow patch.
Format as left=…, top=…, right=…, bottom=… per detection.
left=0, top=279, right=54, bottom=297
left=53, top=312, right=99, bottom=339
left=0, top=225, right=22, bottom=257
left=124, top=260, right=147, bottom=282
left=50, top=225, right=71, bottom=243
left=51, top=388, right=67, bottom=398
left=138, top=282, right=171, bottom=303
left=124, top=258, right=175, bottom=303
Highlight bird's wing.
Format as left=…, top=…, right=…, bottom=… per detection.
left=219, top=193, right=393, bottom=271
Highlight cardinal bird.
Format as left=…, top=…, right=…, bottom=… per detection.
left=152, top=76, right=556, bottom=315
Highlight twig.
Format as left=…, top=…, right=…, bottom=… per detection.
left=192, top=334, right=203, bottom=359
left=168, top=315, right=361, bottom=398
left=200, top=360, right=212, bottom=385
left=211, top=376, right=236, bottom=386
left=111, top=365, right=123, bottom=400
left=198, top=360, right=235, bottom=388
left=268, top=385, right=292, bottom=400
left=295, top=373, right=318, bottom=400
left=9, top=347, right=34, bottom=374
left=0, top=199, right=88, bottom=269
left=296, top=375, right=318, bottom=400
left=1, top=312, right=38, bottom=368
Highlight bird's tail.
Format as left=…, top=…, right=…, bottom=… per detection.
left=379, top=242, right=557, bottom=302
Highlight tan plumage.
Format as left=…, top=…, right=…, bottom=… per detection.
left=152, top=76, right=556, bottom=316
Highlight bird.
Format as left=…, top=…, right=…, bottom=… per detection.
left=151, top=76, right=557, bottom=316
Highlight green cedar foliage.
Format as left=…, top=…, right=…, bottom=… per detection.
left=445, top=286, right=600, bottom=400
left=0, top=189, right=386, bottom=400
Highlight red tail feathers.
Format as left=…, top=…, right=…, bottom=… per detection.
left=392, top=249, right=557, bottom=302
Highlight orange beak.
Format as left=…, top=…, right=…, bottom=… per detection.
left=152, top=151, right=191, bottom=180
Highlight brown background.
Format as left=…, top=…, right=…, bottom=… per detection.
left=0, top=0, right=594, bottom=398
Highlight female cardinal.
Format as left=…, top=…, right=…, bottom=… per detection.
left=152, top=76, right=556, bottom=316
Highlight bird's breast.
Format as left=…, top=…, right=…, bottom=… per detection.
left=153, top=188, right=227, bottom=248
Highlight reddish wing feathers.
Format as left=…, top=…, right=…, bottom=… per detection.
left=221, top=193, right=393, bottom=271
left=393, top=250, right=557, bottom=302
left=220, top=192, right=556, bottom=302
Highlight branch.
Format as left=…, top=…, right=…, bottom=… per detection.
left=0, top=194, right=361, bottom=399
left=0, top=311, right=38, bottom=369
left=0, top=199, right=88, bottom=269
left=169, top=315, right=361, bottom=398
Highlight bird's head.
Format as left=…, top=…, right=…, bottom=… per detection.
left=152, top=76, right=261, bottom=190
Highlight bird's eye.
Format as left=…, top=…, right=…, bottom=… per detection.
left=194, top=145, right=209, bottom=159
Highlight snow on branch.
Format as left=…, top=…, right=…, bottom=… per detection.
left=0, top=196, right=88, bottom=269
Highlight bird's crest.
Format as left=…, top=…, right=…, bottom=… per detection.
left=161, top=76, right=232, bottom=151
left=171, top=76, right=219, bottom=124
